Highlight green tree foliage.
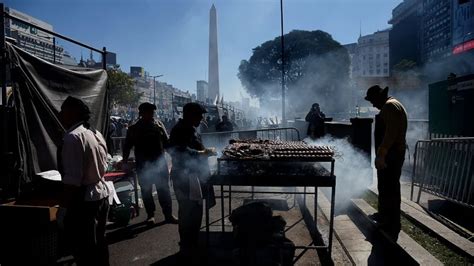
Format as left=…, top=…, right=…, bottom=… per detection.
left=107, top=68, right=142, bottom=106
left=238, top=30, right=351, bottom=115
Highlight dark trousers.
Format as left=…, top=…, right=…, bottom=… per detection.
left=177, top=199, right=203, bottom=249
left=137, top=159, right=173, bottom=218
left=377, top=150, right=405, bottom=230
left=65, top=198, right=110, bottom=266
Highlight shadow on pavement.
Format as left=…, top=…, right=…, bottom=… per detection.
left=106, top=220, right=167, bottom=245
left=151, top=231, right=234, bottom=266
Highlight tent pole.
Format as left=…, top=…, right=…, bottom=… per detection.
left=1, top=4, right=8, bottom=159
left=102, top=47, right=107, bottom=70
left=1, top=4, right=6, bottom=107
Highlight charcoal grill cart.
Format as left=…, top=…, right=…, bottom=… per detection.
left=204, top=140, right=337, bottom=255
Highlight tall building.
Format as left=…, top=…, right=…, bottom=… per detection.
left=422, top=0, right=453, bottom=63
left=196, top=80, right=209, bottom=102
left=452, top=0, right=474, bottom=55
left=5, top=7, right=63, bottom=64
left=353, top=30, right=390, bottom=78
left=389, top=0, right=423, bottom=70
left=208, top=4, right=220, bottom=102
left=343, top=43, right=357, bottom=78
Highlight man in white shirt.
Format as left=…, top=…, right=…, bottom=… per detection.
left=56, top=96, right=110, bottom=265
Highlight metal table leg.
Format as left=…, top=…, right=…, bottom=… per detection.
left=314, top=187, right=318, bottom=226
left=328, top=184, right=336, bottom=256
left=206, top=186, right=210, bottom=247
left=292, top=187, right=296, bottom=208
left=221, top=185, right=225, bottom=232
left=303, top=187, right=307, bottom=209
left=228, top=185, right=232, bottom=216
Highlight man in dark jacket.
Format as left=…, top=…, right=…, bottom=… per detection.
left=365, top=85, right=407, bottom=239
left=305, top=103, right=326, bottom=139
left=122, top=102, right=177, bottom=224
left=168, top=102, right=216, bottom=261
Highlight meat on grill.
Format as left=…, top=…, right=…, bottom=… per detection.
left=221, top=139, right=334, bottom=161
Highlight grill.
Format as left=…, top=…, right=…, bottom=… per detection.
left=205, top=138, right=337, bottom=256
left=218, top=139, right=334, bottom=177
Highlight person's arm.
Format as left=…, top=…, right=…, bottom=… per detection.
left=378, top=103, right=403, bottom=158
left=157, top=121, right=170, bottom=149
left=172, top=128, right=214, bottom=156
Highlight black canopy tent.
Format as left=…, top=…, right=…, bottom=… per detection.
left=5, top=43, right=108, bottom=193
left=0, top=5, right=109, bottom=200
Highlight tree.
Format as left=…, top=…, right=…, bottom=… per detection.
left=107, top=68, right=142, bottom=106
left=238, top=30, right=350, bottom=116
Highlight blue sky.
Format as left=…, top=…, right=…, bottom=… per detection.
left=6, top=0, right=401, bottom=101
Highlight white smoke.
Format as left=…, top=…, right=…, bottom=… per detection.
left=305, top=135, right=373, bottom=210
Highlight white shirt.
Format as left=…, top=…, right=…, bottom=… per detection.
left=61, top=123, right=109, bottom=201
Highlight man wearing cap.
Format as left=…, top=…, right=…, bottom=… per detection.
left=122, top=102, right=177, bottom=224
left=364, top=85, right=407, bottom=237
left=168, top=102, right=217, bottom=260
left=56, top=96, right=110, bottom=265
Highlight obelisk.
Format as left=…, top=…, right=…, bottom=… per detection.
left=208, top=4, right=220, bottom=103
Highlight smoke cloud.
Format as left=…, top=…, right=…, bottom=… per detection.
left=306, top=135, right=373, bottom=210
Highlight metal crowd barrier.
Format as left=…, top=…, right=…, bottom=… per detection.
left=411, top=137, right=474, bottom=208
left=200, top=127, right=301, bottom=150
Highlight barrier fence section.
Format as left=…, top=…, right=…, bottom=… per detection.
left=411, top=137, right=474, bottom=208
left=201, top=127, right=301, bottom=150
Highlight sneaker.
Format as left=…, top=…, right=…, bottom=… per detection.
left=165, top=215, right=179, bottom=224
left=146, top=215, right=156, bottom=225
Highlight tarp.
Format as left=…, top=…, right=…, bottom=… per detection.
left=5, top=42, right=108, bottom=194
